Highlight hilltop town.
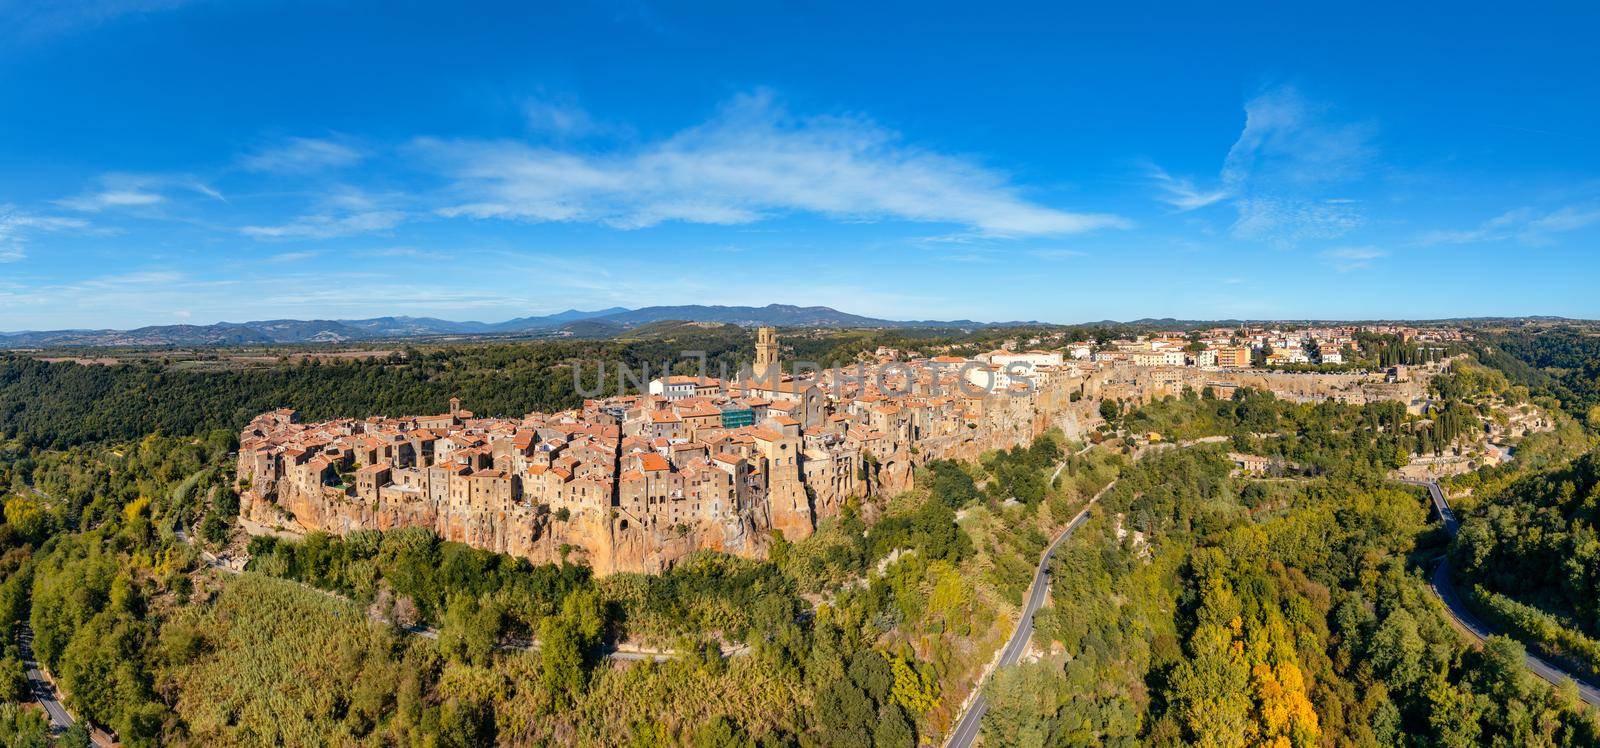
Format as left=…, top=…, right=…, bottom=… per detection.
left=236, top=324, right=1454, bottom=574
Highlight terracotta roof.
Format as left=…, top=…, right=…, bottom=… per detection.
left=748, top=427, right=784, bottom=442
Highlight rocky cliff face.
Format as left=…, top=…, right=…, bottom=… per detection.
left=240, top=482, right=767, bottom=575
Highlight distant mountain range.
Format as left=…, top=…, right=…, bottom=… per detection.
left=0, top=304, right=1026, bottom=348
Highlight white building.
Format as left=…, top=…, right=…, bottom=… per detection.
left=1131, top=349, right=1187, bottom=367
left=647, top=376, right=698, bottom=400
left=964, top=364, right=1011, bottom=393
left=987, top=350, right=1064, bottom=369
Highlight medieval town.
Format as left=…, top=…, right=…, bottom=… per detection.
left=236, top=325, right=1445, bottom=575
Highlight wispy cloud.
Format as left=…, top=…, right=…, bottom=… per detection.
left=1147, top=85, right=1376, bottom=247
left=241, top=189, right=406, bottom=239
left=420, top=90, right=1128, bottom=237
left=1146, top=164, right=1229, bottom=211
left=1029, top=248, right=1088, bottom=260
left=241, top=210, right=405, bottom=239
left=0, top=205, right=88, bottom=261
left=57, top=187, right=164, bottom=212
left=1221, top=87, right=1375, bottom=188
left=1233, top=197, right=1363, bottom=245
left=56, top=173, right=223, bottom=212
left=79, top=270, right=186, bottom=288
left=1419, top=203, right=1600, bottom=246
left=241, top=136, right=364, bottom=173
left=1321, top=246, right=1384, bottom=271
left=524, top=97, right=603, bottom=138
left=1, top=0, right=197, bottom=42
left=264, top=250, right=321, bottom=263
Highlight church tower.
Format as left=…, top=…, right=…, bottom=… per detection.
left=754, top=326, right=780, bottom=379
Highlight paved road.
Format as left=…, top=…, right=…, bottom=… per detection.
left=946, top=435, right=1233, bottom=747
left=945, top=473, right=1121, bottom=748
left=1401, top=479, right=1600, bottom=707
left=1398, top=478, right=1457, bottom=534
left=15, top=488, right=113, bottom=746
left=17, top=625, right=74, bottom=733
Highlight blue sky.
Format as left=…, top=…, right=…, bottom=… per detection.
left=2, top=1, right=1598, bottom=329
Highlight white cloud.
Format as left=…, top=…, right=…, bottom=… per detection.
left=1233, top=197, right=1363, bottom=245
left=420, top=90, right=1127, bottom=237
left=524, top=98, right=601, bottom=138
left=1418, top=203, right=1600, bottom=246
left=57, top=173, right=223, bottom=212
left=1029, top=248, right=1088, bottom=260
left=265, top=250, right=321, bottom=263
left=58, top=188, right=164, bottom=212
left=1222, top=87, right=1375, bottom=189
left=1146, top=164, right=1229, bottom=211
left=1321, top=246, right=1385, bottom=271
left=1148, top=85, right=1376, bottom=247
left=0, top=204, right=88, bottom=261
left=79, top=270, right=186, bottom=288
left=242, top=210, right=405, bottom=239
left=241, top=188, right=407, bottom=239
left=1530, top=204, right=1600, bottom=233
left=241, top=137, right=364, bottom=173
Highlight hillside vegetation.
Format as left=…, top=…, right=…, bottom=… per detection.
left=984, top=445, right=1599, bottom=745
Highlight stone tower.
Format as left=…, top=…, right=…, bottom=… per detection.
left=754, top=326, right=779, bottom=379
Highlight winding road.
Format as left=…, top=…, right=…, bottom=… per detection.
left=17, top=625, right=74, bottom=732
left=946, top=434, right=1233, bottom=747
left=943, top=478, right=1110, bottom=748
left=947, top=463, right=1139, bottom=744
left=15, top=625, right=114, bottom=746
left=1401, top=479, right=1600, bottom=707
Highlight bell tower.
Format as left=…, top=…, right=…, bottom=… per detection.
left=754, top=326, right=779, bottom=378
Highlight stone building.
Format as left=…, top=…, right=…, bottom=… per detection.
left=244, top=330, right=1429, bottom=575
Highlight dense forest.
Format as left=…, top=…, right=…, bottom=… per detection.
left=1476, top=325, right=1600, bottom=423
left=982, top=445, right=1599, bottom=745
left=1453, top=445, right=1600, bottom=682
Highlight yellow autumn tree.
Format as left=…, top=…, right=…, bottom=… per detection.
left=1243, top=613, right=1320, bottom=747
left=886, top=651, right=940, bottom=715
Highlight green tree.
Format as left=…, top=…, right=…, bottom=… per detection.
left=691, top=715, right=754, bottom=748
left=1099, top=399, right=1121, bottom=423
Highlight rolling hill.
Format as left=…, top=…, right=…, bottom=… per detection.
left=0, top=304, right=1009, bottom=348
